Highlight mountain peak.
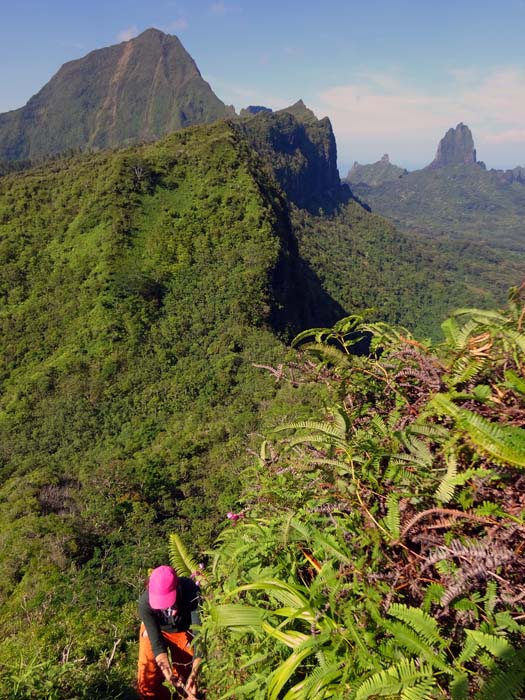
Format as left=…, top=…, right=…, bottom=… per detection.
left=278, top=100, right=317, bottom=122
left=428, top=122, right=477, bottom=168
left=0, top=30, right=231, bottom=161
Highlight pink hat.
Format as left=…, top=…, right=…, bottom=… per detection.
left=148, top=566, right=178, bottom=609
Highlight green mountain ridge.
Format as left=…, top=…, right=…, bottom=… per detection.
left=0, top=117, right=325, bottom=696
left=0, top=28, right=233, bottom=162
left=0, top=106, right=502, bottom=693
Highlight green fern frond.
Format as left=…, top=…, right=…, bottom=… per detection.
left=354, top=658, right=432, bottom=699
left=460, top=629, right=514, bottom=663
left=168, top=533, right=199, bottom=577
left=370, top=414, right=389, bottom=438
left=503, top=328, right=525, bottom=355
left=298, top=342, right=355, bottom=367
left=286, top=433, right=343, bottom=450
left=407, top=421, right=450, bottom=441
left=474, top=501, right=507, bottom=517
left=477, top=651, right=525, bottom=700
left=422, top=583, right=446, bottom=613
left=403, top=435, right=434, bottom=466
left=447, top=356, right=486, bottom=387
left=451, top=308, right=508, bottom=324
left=292, top=663, right=342, bottom=700
left=435, top=450, right=457, bottom=504
left=504, top=369, right=525, bottom=395
left=450, top=672, right=469, bottom=700
left=273, top=419, right=347, bottom=443
left=441, top=317, right=461, bottom=347
left=291, top=327, right=334, bottom=348
left=363, top=321, right=415, bottom=350
left=400, top=678, right=437, bottom=700
left=428, top=396, right=525, bottom=467
left=382, top=494, right=400, bottom=540
left=451, top=318, right=480, bottom=352
left=457, top=410, right=525, bottom=468
left=312, top=530, right=351, bottom=562
left=384, top=621, right=449, bottom=673
left=282, top=514, right=313, bottom=545
left=384, top=462, right=414, bottom=484
left=387, top=604, right=446, bottom=651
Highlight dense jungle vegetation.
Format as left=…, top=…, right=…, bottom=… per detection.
left=0, top=110, right=523, bottom=698
left=199, top=289, right=525, bottom=699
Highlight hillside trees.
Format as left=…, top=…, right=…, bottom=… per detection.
left=0, top=122, right=330, bottom=697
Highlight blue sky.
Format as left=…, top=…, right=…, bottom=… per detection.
left=1, top=0, right=525, bottom=172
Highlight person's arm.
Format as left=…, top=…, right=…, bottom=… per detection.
left=138, top=592, right=170, bottom=659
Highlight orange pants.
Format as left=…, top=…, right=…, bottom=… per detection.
left=137, top=623, right=194, bottom=699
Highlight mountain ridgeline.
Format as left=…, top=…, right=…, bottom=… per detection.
left=0, top=28, right=233, bottom=162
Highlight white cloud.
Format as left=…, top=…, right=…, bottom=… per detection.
left=311, top=67, right=525, bottom=169
left=483, top=128, right=525, bottom=145
left=116, top=26, right=139, bottom=42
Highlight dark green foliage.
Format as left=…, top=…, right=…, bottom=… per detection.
left=292, top=201, right=502, bottom=340
left=349, top=163, right=525, bottom=253
left=2, top=95, right=524, bottom=699
left=237, top=102, right=343, bottom=212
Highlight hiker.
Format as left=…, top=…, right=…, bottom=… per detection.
left=137, top=565, right=202, bottom=699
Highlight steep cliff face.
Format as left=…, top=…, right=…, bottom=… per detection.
left=237, top=101, right=344, bottom=211
left=0, top=28, right=232, bottom=161
left=427, top=122, right=477, bottom=168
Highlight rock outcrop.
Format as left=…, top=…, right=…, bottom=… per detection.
left=427, top=122, right=477, bottom=168
left=239, top=105, right=273, bottom=117
left=238, top=101, right=344, bottom=211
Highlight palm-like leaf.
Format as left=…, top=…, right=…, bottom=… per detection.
left=168, top=533, right=199, bottom=577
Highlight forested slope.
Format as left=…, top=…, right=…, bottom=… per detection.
left=0, top=120, right=337, bottom=696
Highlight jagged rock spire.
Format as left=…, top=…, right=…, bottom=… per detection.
left=428, top=123, right=477, bottom=168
